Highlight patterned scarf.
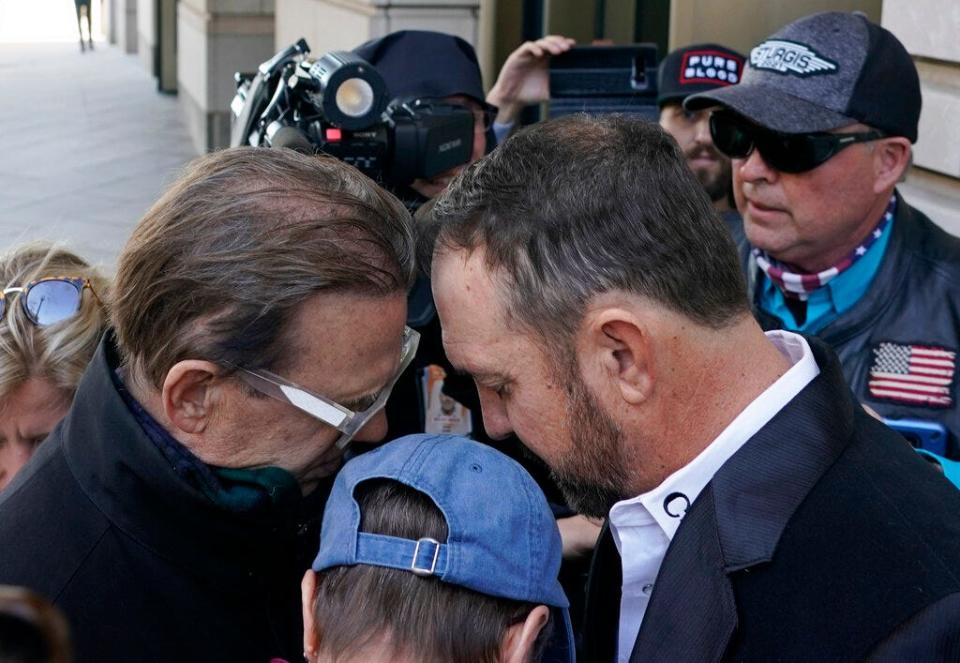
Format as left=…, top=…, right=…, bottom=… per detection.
left=754, top=195, right=896, bottom=301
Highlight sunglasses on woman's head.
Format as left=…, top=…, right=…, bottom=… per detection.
left=0, top=277, right=99, bottom=327
left=709, top=110, right=887, bottom=174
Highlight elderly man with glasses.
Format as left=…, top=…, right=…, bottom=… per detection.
left=0, top=147, right=416, bottom=663
left=686, top=11, right=960, bottom=461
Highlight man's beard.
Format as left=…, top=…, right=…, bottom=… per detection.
left=549, top=372, right=629, bottom=519
left=686, top=145, right=733, bottom=204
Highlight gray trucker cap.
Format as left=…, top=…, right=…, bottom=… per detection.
left=685, top=12, right=921, bottom=142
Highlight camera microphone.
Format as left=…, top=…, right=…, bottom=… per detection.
left=270, top=126, right=316, bottom=154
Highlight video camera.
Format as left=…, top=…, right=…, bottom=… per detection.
left=230, top=39, right=475, bottom=188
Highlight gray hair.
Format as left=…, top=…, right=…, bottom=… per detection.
left=422, top=114, right=749, bottom=348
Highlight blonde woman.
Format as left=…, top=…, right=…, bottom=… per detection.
left=0, top=245, right=107, bottom=492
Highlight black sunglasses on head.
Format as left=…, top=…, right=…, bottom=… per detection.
left=709, top=110, right=887, bottom=174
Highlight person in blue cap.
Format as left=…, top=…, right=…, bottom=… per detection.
left=300, top=434, right=574, bottom=663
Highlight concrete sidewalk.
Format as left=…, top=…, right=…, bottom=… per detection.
left=0, top=40, right=198, bottom=269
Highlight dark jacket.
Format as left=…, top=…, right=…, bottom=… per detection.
left=733, top=193, right=960, bottom=455
left=0, top=337, right=328, bottom=663
left=581, top=338, right=960, bottom=662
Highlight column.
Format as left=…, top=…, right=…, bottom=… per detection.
left=137, top=0, right=156, bottom=73
left=115, top=0, right=138, bottom=53
left=177, top=0, right=277, bottom=152
left=883, top=0, right=960, bottom=236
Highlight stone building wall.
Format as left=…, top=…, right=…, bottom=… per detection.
left=883, top=0, right=960, bottom=236
left=177, top=0, right=276, bottom=152
left=275, top=0, right=480, bottom=56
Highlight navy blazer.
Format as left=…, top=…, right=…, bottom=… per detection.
left=581, top=338, right=960, bottom=662
left=0, top=337, right=328, bottom=663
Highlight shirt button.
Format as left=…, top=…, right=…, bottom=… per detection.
left=642, top=583, right=654, bottom=595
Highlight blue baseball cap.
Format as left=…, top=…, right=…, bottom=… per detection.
left=313, top=434, right=574, bottom=663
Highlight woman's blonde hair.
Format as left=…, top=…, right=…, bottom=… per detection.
left=0, top=244, right=109, bottom=401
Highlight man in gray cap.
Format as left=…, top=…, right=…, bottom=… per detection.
left=687, top=11, right=960, bottom=458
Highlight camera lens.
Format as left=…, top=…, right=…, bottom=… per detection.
left=335, top=78, right=375, bottom=118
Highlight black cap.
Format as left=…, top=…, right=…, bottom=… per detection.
left=353, top=30, right=494, bottom=112
left=685, top=12, right=921, bottom=142
left=657, top=43, right=745, bottom=108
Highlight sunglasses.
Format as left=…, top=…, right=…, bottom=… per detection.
left=709, top=110, right=887, bottom=174
left=0, top=277, right=100, bottom=327
left=230, top=326, right=420, bottom=450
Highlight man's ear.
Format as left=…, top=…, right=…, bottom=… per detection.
left=581, top=309, right=654, bottom=406
left=872, top=137, right=911, bottom=193
left=301, top=570, right=319, bottom=662
left=502, top=605, right=550, bottom=663
left=160, top=360, right=223, bottom=435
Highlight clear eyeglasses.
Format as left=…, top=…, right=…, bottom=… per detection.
left=230, top=326, right=420, bottom=449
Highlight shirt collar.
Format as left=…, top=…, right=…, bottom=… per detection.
left=610, top=330, right=820, bottom=540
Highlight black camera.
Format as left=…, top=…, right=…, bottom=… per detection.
left=230, top=39, right=475, bottom=188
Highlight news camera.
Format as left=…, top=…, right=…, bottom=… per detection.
left=230, top=39, right=475, bottom=188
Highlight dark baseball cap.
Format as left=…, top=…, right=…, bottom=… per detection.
left=353, top=30, right=495, bottom=112
left=685, top=12, right=921, bottom=142
left=657, top=43, right=745, bottom=107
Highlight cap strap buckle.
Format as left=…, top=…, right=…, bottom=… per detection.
left=411, top=537, right=441, bottom=577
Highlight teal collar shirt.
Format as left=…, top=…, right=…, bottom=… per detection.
left=758, top=216, right=895, bottom=335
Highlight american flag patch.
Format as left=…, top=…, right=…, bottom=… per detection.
left=868, top=343, right=956, bottom=408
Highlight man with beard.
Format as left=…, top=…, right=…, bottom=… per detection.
left=424, top=114, right=960, bottom=661
left=657, top=44, right=744, bottom=224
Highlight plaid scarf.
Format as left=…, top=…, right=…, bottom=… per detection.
left=754, top=195, right=896, bottom=301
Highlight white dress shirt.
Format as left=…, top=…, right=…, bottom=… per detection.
left=608, top=330, right=820, bottom=663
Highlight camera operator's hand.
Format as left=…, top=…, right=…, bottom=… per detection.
left=557, top=514, right=604, bottom=560
left=487, top=35, right=576, bottom=126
